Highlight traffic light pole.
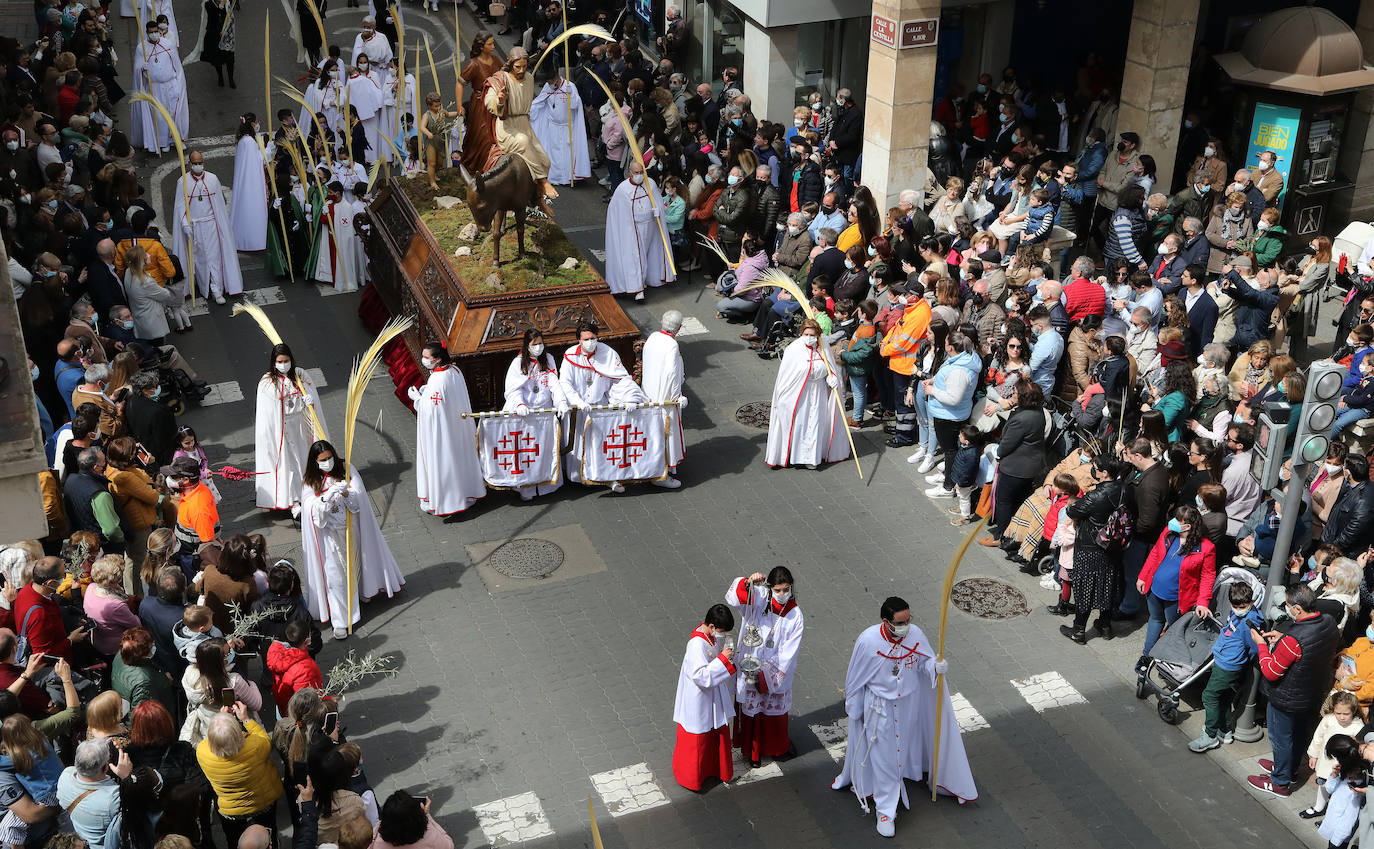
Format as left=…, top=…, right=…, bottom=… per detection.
left=1231, top=462, right=1310, bottom=742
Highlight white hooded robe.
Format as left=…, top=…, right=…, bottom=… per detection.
left=529, top=80, right=590, bottom=186
left=604, top=176, right=674, bottom=295
left=230, top=134, right=269, bottom=251
left=130, top=36, right=188, bottom=154
left=502, top=353, right=570, bottom=498
left=254, top=370, right=326, bottom=509
left=172, top=170, right=244, bottom=297
left=559, top=343, right=628, bottom=483
left=640, top=329, right=685, bottom=469
left=300, top=467, right=404, bottom=627
left=413, top=365, right=485, bottom=516
left=765, top=337, right=849, bottom=467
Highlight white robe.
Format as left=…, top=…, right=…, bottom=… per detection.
left=502, top=354, right=570, bottom=497
left=300, top=468, right=404, bottom=627
left=640, top=330, right=685, bottom=469
left=832, top=623, right=978, bottom=822
left=414, top=366, right=485, bottom=516
left=604, top=178, right=674, bottom=294
left=381, top=73, right=420, bottom=161
left=672, top=628, right=735, bottom=734
left=254, top=371, right=326, bottom=509
left=312, top=197, right=363, bottom=291
left=765, top=339, right=848, bottom=467
left=350, top=32, right=393, bottom=68
left=230, top=134, right=269, bottom=251
left=529, top=80, right=590, bottom=186
left=332, top=161, right=368, bottom=204
left=130, top=38, right=188, bottom=154
left=559, top=344, right=628, bottom=483
left=724, top=577, right=803, bottom=717
left=173, top=171, right=244, bottom=297
left=346, top=71, right=388, bottom=163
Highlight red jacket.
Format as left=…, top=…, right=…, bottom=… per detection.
left=1063, top=277, right=1107, bottom=324
left=266, top=642, right=322, bottom=713
left=13, top=585, right=71, bottom=661
left=1138, top=530, right=1216, bottom=613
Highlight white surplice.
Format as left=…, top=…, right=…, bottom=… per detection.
left=230, top=134, right=269, bottom=251
left=832, top=622, right=978, bottom=824
left=724, top=577, right=803, bottom=717
left=559, top=343, right=628, bottom=483
left=350, top=31, right=393, bottom=68
left=345, top=70, right=387, bottom=163
left=672, top=627, right=735, bottom=734
left=640, top=329, right=685, bottom=469
left=765, top=338, right=848, bottom=468
left=254, top=370, right=326, bottom=509
left=300, top=467, right=404, bottom=627
left=312, top=197, right=363, bottom=291
left=604, top=177, right=674, bottom=295
left=529, top=80, right=590, bottom=186
left=172, top=170, right=244, bottom=297
left=414, top=365, right=485, bottom=516
left=502, top=353, right=570, bottom=497
left=130, top=36, right=188, bottom=154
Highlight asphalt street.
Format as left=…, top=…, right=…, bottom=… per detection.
left=106, top=3, right=1333, bottom=846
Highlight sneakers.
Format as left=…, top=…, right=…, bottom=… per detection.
left=950, top=516, right=974, bottom=526
left=876, top=815, right=894, bottom=838
left=1258, top=758, right=1274, bottom=773
left=633, top=292, right=645, bottom=302
left=924, top=485, right=954, bottom=498
left=1039, top=574, right=1057, bottom=591
left=924, top=471, right=945, bottom=484
left=1187, top=733, right=1219, bottom=753
left=652, top=476, right=682, bottom=489
left=917, top=455, right=943, bottom=474
left=609, top=481, right=626, bottom=493
left=1246, top=775, right=1290, bottom=797
left=333, top=627, right=349, bottom=640
left=906, top=446, right=927, bottom=464
left=1299, top=807, right=1324, bottom=819
left=597, top=177, right=610, bottom=188
left=1220, top=731, right=1234, bottom=744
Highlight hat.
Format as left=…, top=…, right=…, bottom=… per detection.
left=1231, top=255, right=1253, bottom=271
left=978, top=249, right=1002, bottom=265
left=159, top=456, right=201, bottom=480
left=68, top=114, right=89, bottom=133
left=1156, top=339, right=1188, bottom=363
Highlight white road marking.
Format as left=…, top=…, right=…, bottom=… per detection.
left=676, top=315, right=708, bottom=337
left=949, top=692, right=989, bottom=733
left=809, top=720, right=847, bottom=763
left=471, top=791, right=555, bottom=846
left=199, top=381, right=243, bottom=406
left=728, top=750, right=783, bottom=786
left=188, top=285, right=285, bottom=317
left=1010, top=671, right=1087, bottom=713
left=316, top=283, right=346, bottom=297
left=589, top=763, right=669, bottom=817
left=589, top=248, right=606, bottom=262
left=304, top=367, right=328, bottom=388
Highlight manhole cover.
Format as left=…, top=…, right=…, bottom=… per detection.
left=735, top=401, right=772, bottom=429
left=487, top=538, right=565, bottom=579
left=950, top=578, right=1030, bottom=619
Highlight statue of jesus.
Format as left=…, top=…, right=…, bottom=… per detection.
left=483, top=47, right=558, bottom=204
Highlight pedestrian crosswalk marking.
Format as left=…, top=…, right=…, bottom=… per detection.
left=676, top=315, right=709, bottom=337
left=728, top=750, right=783, bottom=786
left=809, top=720, right=848, bottom=763
left=1010, top=671, right=1087, bottom=713
left=589, top=762, right=669, bottom=817
left=304, top=367, right=328, bottom=388
left=590, top=248, right=606, bottom=262
left=472, top=791, right=555, bottom=846
left=198, top=381, right=243, bottom=406
left=950, top=692, right=990, bottom=732
left=188, top=285, right=286, bottom=317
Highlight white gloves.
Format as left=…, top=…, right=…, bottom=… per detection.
left=555, top=401, right=570, bottom=416
left=514, top=403, right=530, bottom=417
left=934, top=659, right=949, bottom=675
left=676, top=395, right=688, bottom=409
left=624, top=402, right=639, bottom=412
left=304, top=204, right=313, bottom=215
left=272, top=198, right=282, bottom=209
left=302, top=393, right=316, bottom=408
left=825, top=374, right=838, bottom=389
left=406, top=386, right=421, bottom=401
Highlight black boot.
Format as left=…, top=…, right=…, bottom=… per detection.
left=215, top=66, right=224, bottom=87
left=226, top=59, right=236, bottom=89
left=1046, top=600, right=1076, bottom=616
left=1097, top=617, right=1114, bottom=640
left=1059, top=624, right=1087, bottom=644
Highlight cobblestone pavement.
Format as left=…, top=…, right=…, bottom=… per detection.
left=141, top=4, right=1330, bottom=846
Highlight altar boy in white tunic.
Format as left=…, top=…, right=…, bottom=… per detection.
left=530, top=72, right=590, bottom=187
left=765, top=318, right=849, bottom=469
left=672, top=603, right=737, bottom=791
left=173, top=151, right=243, bottom=304
left=299, top=440, right=404, bottom=640
left=407, top=341, right=485, bottom=516
left=641, top=309, right=686, bottom=488
left=831, top=597, right=977, bottom=838
left=725, top=569, right=803, bottom=768
left=559, top=320, right=630, bottom=490
left=604, top=160, right=674, bottom=301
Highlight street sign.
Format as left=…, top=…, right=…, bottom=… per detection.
left=900, top=18, right=938, bottom=48
left=1296, top=204, right=1322, bottom=237
left=871, top=14, right=897, bottom=48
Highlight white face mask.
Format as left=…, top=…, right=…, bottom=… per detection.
left=275, top=362, right=291, bottom=374
left=581, top=339, right=598, bottom=354
left=1004, top=298, right=1016, bottom=310
left=148, top=33, right=159, bottom=42
left=528, top=342, right=544, bottom=357
left=318, top=457, right=335, bottom=472
left=191, top=163, right=204, bottom=175
left=629, top=172, right=645, bottom=185
left=888, top=622, right=910, bottom=639
left=1204, top=145, right=1215, bottom=158
left=420, top=357, right=434, bottom=370
left=772, top=590, right=791, bottom=604
left=802, top=335, right=818, bottom=348
left=165, top=475, right=181, bottom=489
left=1326, top=463, right=1343, bottom=475
left=4, top=140, right=16, bottom=152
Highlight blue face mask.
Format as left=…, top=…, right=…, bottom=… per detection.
left=1167, top=517, right=1183, bottom=534
left=1183, top=119, right=1194, bottom=129
left=151, top=386, right=161, bottom=400
left=844, top=259, right=854, bottom=270
left=867, top=246, right=877, bottom=257
left=727, top=175, right=740, bottom=186
left=1308, top=555, right=1320, bottom=574
left=1196, top=184, right=1210, bottom=194
left=976, top=83, right=987, bottom=94
left=1367, top=625, right=1374, bottom=643
left=731, top=118, right=742, bottom=127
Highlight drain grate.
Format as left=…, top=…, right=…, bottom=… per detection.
left=487, top=538, right=566, bottom=579
left=734, top=402, right=772, bottom=430
left=950, top=578, right=1030, bottom=620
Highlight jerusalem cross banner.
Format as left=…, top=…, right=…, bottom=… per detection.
left=477, top=411, right=561, bottom=488
left=579, top=407, right=667, bottom=484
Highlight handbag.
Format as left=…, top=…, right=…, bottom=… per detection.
left=975, top=483, right=993, bottom=519
left=1095, top=492, right=1134, bottom=552
left=488, top=2, right=505, bottom=15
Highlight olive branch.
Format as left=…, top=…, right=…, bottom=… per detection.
left=324, top=650, right=397, bottom=697
left=227, top=601, right=277, bottom=644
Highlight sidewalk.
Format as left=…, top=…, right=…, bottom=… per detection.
left=1, top=0, right=37, bottom=45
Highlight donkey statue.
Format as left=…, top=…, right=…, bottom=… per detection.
left=461, top=156, right=553, bottom=266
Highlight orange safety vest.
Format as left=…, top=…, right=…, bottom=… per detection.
left=879, top=300, right=932, bottom=375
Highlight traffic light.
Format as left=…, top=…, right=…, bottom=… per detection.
left=1290, top=360, right=1347, bottom=465
left=1251, top=401, right=1290, bottom=490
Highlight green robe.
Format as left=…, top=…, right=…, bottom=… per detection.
left=302, top=184, right=328, bottom=279
left=265, top=192, right=308, bottom=279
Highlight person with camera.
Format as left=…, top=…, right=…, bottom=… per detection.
left=1247, top=584, right=1341, bottom=797
left=13, top=556, right=91, bottom=664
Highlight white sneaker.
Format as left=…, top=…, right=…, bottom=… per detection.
left=610, top=481, right=625, bottom=493
left=213, top=293, right=226, bottom=304
left=917, top=455, right=942, bottom=474
left=333, top=627, right=348, bottom=640
left=924, top=471, right=945, bottom=483
left=633, top=291, right=645, bottom=302
left=1039, top=574, right=1057, bottom=590
left=924, top=485, right=954, bottom=498
left=906, top=446, right=927, bottom=464
left=597, top=177, right=611, bottom=188
left=876, top=815, right=895, bottom=838
left=652, top=476, right=682, bottom=489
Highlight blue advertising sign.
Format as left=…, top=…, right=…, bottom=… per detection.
left=1244, top=102, right=1301, bottom=210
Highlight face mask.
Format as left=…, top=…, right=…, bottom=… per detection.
left=1003, top=298, right=1017, bottom=311
left=844, top=259, right=854, bottom=270
left=1280, top=467, right=1291, bottom=482
left=1194, top=495, right=1207, bottom=512
left=787, top=225, right=799, bottom=235
left=18, top=193, right=29, bottom=204
left=29, top=364, right=39, bottom=382
left=821, top=205, right=834, bottom=215
left=629, top=173, right=645, bottom=185
left=1204, top=145, right=1215, bottom=157
left=359, top=62, right=369, bottom=71
left=275, top=362, right=291, bottom=374
left=151, top=386, right=161, bottom=400
left=190, top=164, right=204, bottom=175
left=318, top=457, right=335, bottom=472
left=772, top=590, right=791, bottom=604
left=1116, top=142, right=1128, bottom=153
left=165, top=475, right=181, bottom=489
left=976, top=83, right=987, bottom=94
left=1079, top=452, right=1090, bottom=464
left=46, top=200, right=58, bottom=212
left=148, top=33, right=159, bottom=42
left=802, top=335, right=818, bottom=348
left=1258, top=162, right=1270, bottom=172
left=1196, top=184, right=1209, bottom=195
left=3, top=140, right=16, bottom=152
left=888, top=622, right=910, bottom=639
left=529, top=343, right=544, bottom=357
left=1256, top=221, right=1269, bottom=231
left=727, top=175, right=740, bottom=186
left=420, top=357, right=434, bottom=370
left=731, top=118, right=743, bottom=127
left=867, top=246, right=877, bottom=258
left=1167, top=517, right=1184, bottom=534
left=581, top=339, right=598, bottom=354
left=122, top=320, right=133, bottom=330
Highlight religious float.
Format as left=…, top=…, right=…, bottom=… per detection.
left=358, top=170, right=639, bottom=411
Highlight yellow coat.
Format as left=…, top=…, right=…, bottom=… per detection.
left=196, top=720, right=284, bottom=816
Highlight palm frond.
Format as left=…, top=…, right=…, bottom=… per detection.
left=532, top=24, right=614, bottom=75
left=733, top=267, right=816, bottom=322
left=695, top=235, right=733, bottom=270
left=129, top=92, right=193, bottom=302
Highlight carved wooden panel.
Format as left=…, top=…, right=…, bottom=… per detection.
left=485, top=300, right=597, bottom=343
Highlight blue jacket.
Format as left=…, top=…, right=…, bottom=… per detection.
left=1024, top=203, right=1054, bottom=244
left=950, top=443, right=980, bottom=488
left=1179, top=233, right=1210, bottom=269
left=1345, top=346, right=1374, bottom=390
left=1185, top=291, right=1218, bottom=356
left=1220, top=270, right=1281, bottom=350
left=927, top=351, right=981, bottom=421
left=54, top=359, right=84, bottom=420
left=1149, top=253, right=1190, bottom=295
left=1075, top=142, right=1107, bottom=197
left=1213, top=606, right=1264, bottom=671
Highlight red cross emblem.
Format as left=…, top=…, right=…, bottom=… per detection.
left=493, top=430, right=540, bottom=475
left=602, top=424, right=646, bottom=468
left=428, top=391, right=444, bottom=405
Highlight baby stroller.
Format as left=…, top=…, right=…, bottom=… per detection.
left=755, top=307, right=804, bottom=360
left=132, top=343, right=210, bottom=415
left=1135, top=567, right=1265, bottom=725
